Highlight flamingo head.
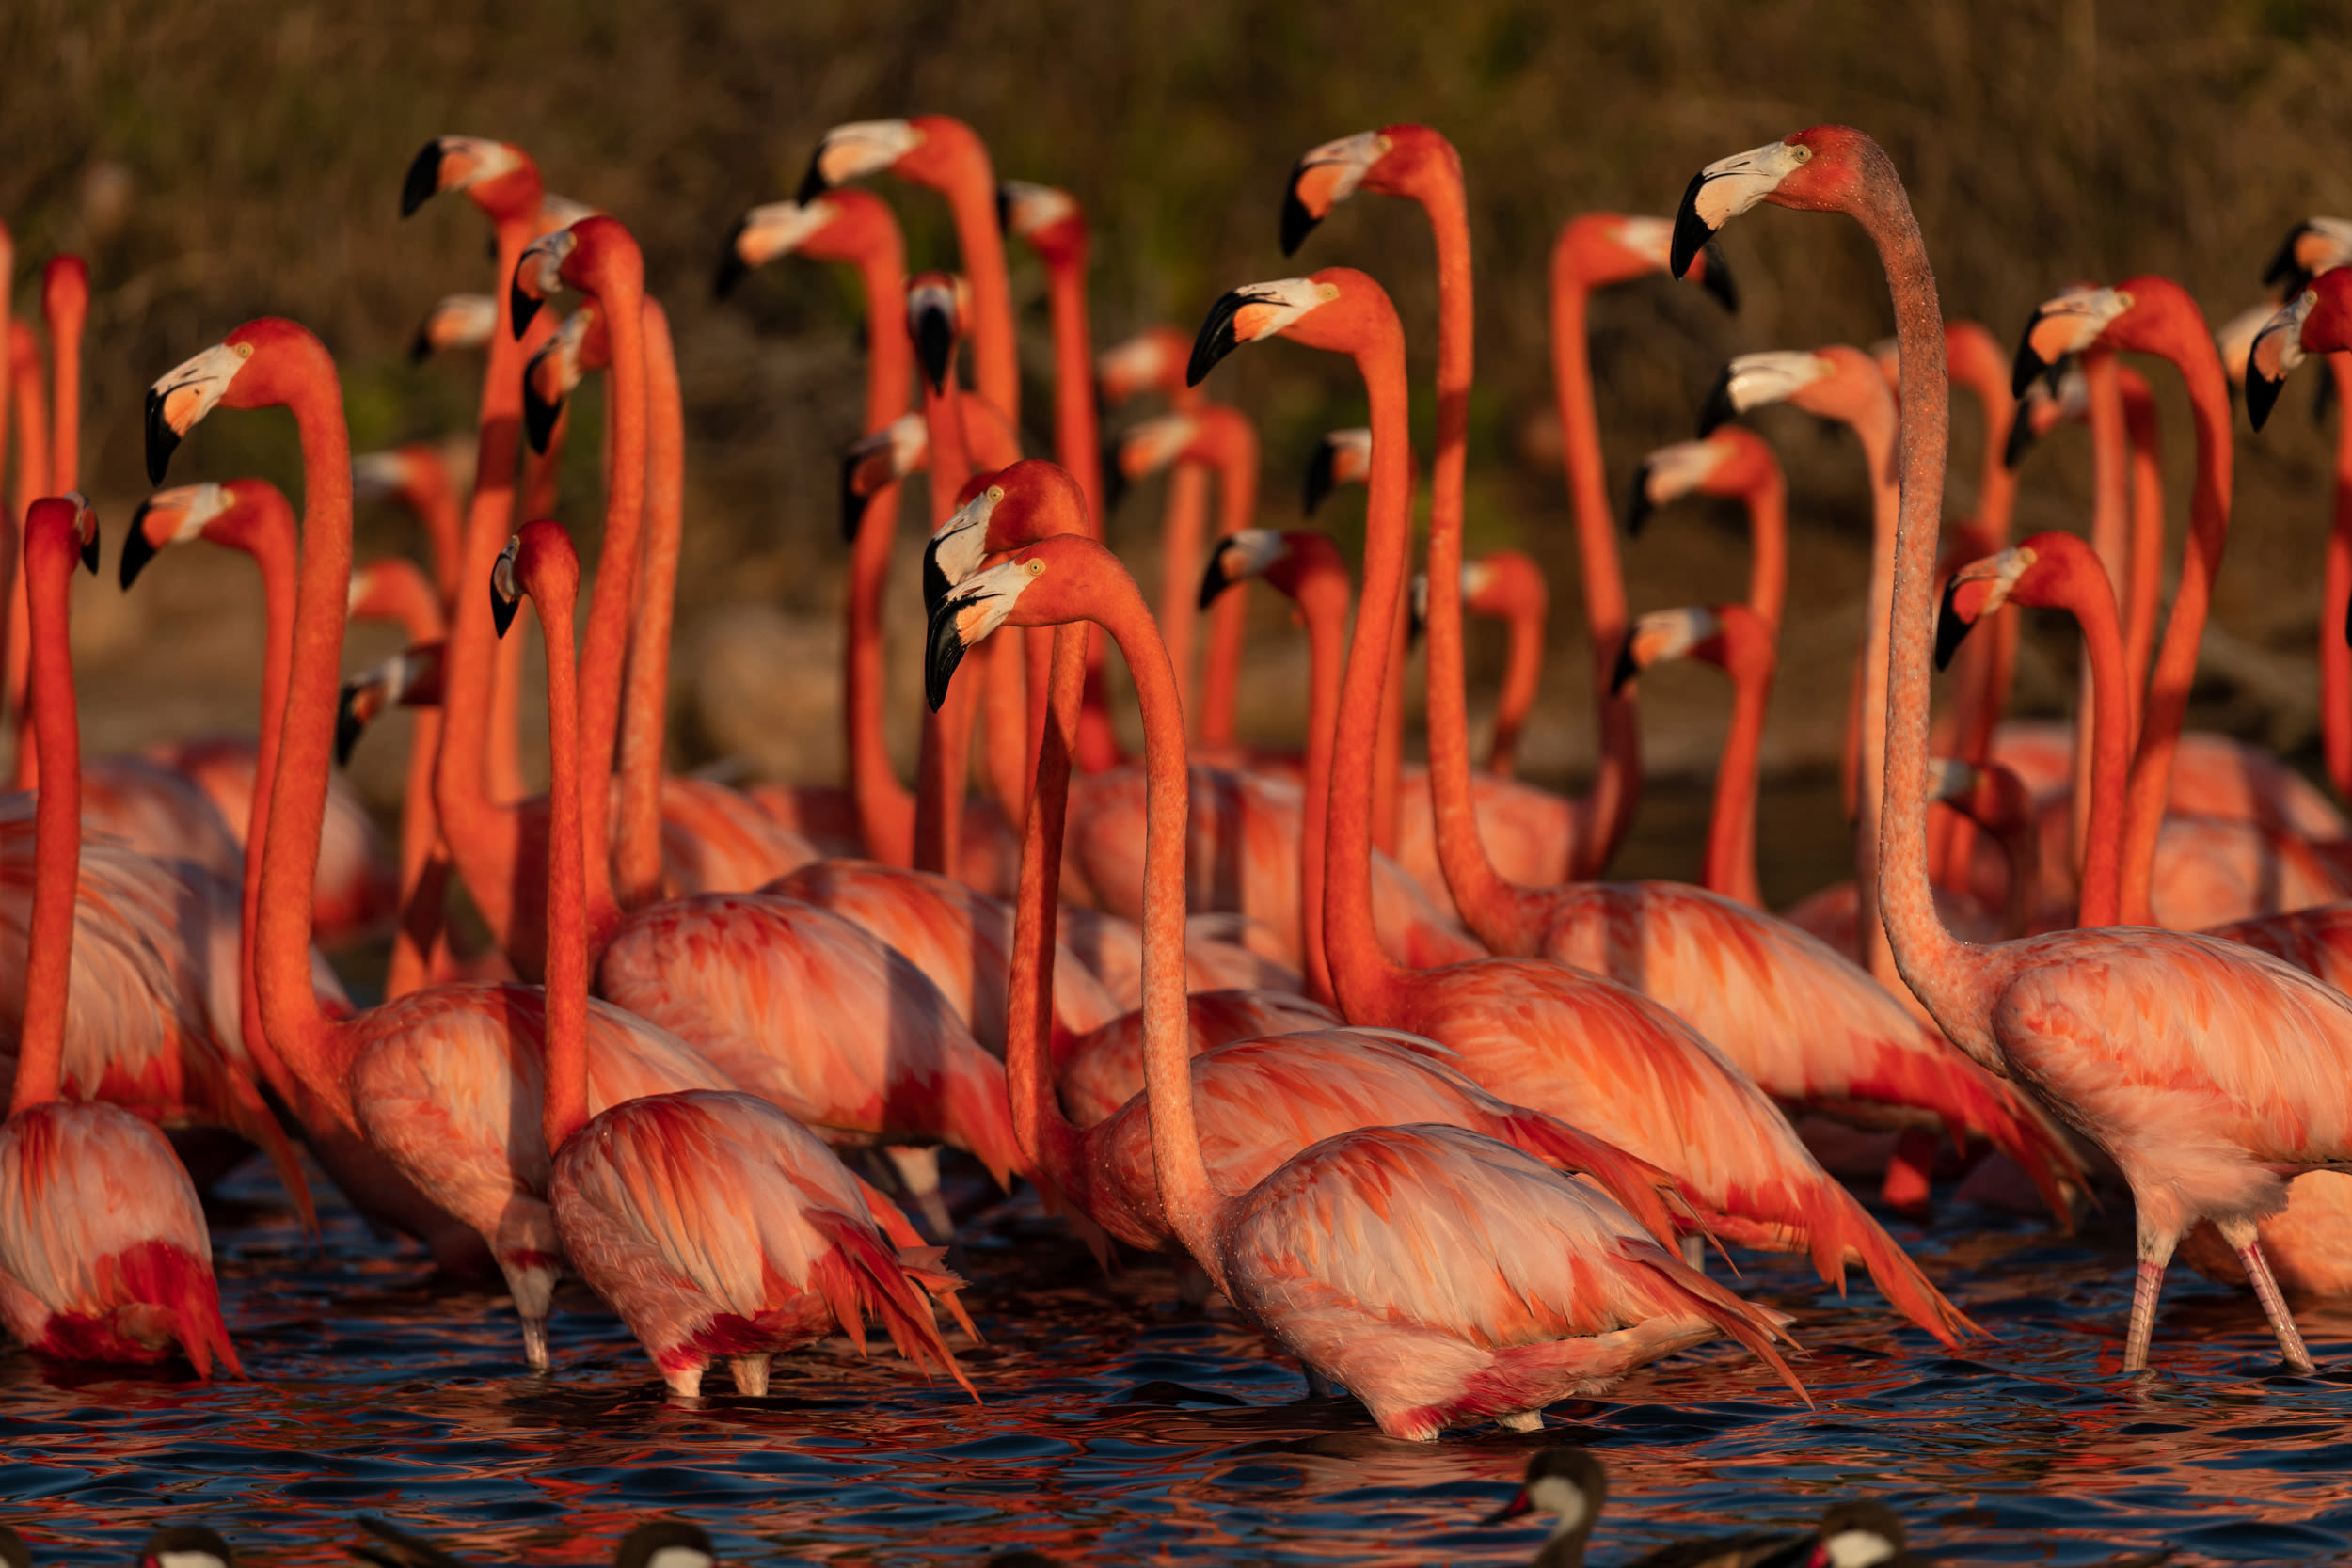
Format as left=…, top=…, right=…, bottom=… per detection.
left=715, top=192, right=863, bottom=298
left=927, top=533, right=1121, bottom=709
left=123, top=480, right=240, bottom=589
left=1097, top=327, right=1189, bottom=406
left=1191, top=269, right=1391, bottom=386
left=401, top=135, right=539, bottom=222
left=489, top=534, right=525, bottom=639
left=1304, top=427, right=1374, bottom=515
left=1464, top=549, right=1545, bottom=620
left=522, top=305, right=604, bottom=455
left=798, top=118, right=928, bottom=201
left=24, top=492, right=100, bottom=582
left=1935, top=543, right=2039, bottom=670
left=612, top=1522, right=716, bottom=1568
left=409, top=293, right=497, bottom=362
left=533, top=192, right=601, bottom=242
left=1696, top=350, right=1836, bottom=436
left=1627, top=430, right=1756, bottom=532
left=1559, top=213, right=1738, bottom=311
left=2008, top=283, right=2134, bottom=398
left=1670, top=127, right=1876, bottom=281
left=839, top=414, right=928, bottom=544
left=2001, top=362, right=2088, bottom=470
left=1481, top=1447, right=1609, bottom=1535
left=1108, top=410, right=1200, bottom=508
left=335, top=639, right=445, bottom=767
left=1200, top=528, right=1294, bottom=610
left=146, top=319, right=326, bottom=483
left=508, top=214, right=640, bottom=340
left=906, top=272, right=970, bottom=394
left=1000, top=180, right=1086, bottom=261
left=2263, top=215, right=2352, bottom=299
left=1279, top=129, right=1392, bottom=255
left=2249, top=269, right=2352, bottom=432
left=924, top=457, right=1086, bottom=612
left=1612, top=605, right=1721, bottom=693
left=1804, top=1501, right=1908, bottom=1568
left=139, top=1525, right=234, bottom=1568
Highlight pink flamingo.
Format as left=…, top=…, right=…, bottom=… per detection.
left=1190, top=265, right=1973, bottom=1342
left=929, top=525, right=1803, bottom=1437
left=145, top=314, right=751, bottom=1363
left=406, top=293, right=497, bottom=364
left=502, top=516, right=977, bottom=1401
left=1676, top=119, right=2352, bottom=1372
left=0, top=494, right=240, bottom=1378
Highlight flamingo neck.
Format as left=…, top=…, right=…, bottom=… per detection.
left=1547, top=265, right=1639, bottom=874
left=2059, top=557, right=2133, bottom=927
left=1043, top=239, right=1104, bottom=524
left=1745, top=467, right=1788, bottom=635
left=1705, top=637, right=1771, bottom=908
left=2326, top=353, right=2352, bottom=803
left=846, top=239, right=915, bottom=865
left=257, top=357, right=364, bottom=1128
left=1325, top=321, right=1417, bottom=1019
left=1848, top=394, right=1905, bottom=990
left=1849, top=145, right=1992, bottom=1065
left=933, top=153, right=1019, bottom=428
left=403, top=454, right=464, bottom=607
left=1005, top=623, right=1095, bottom=1197
left=233, top=507, right=299, bottom=1071
left=373, top=574, right=449, bottom=1000
left=1489, top=590, right=1544, bottom=778
left=613, top=298, right=682, bottom=911
left=1197, top=421, right=1258, bottom=751
left=9, top=523, right=79, bottom=1115
left=2119, top=374, right=2165, bottom=734
left=914, top=374, right=975, bottom=877
left=1287, top=565, right=1350, bottom=1006
left=6, top=335, right=49, bottom=791
left=536, top=558, right=591, bottom=1152
left=2119, top=330, right=2233, bottom=927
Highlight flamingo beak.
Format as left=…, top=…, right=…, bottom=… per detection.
left=1624, top=460, right=1658, bottom=535
left=1280, top=131, right=1388, bottom=257
left=1189, top=278, right=1331, bottom=387
left=2009, top=287, right=2132, bottom=400
left=2001, top=409, right=2042, bottom=470
left=1303, top=436, right=1342, bottom=516
left=1695, top=365, right=1740, bottom=437
left=1199, top=529, right=1287, bottom=610
left=1934, top=578, right=1975, bottom=673
left=336, top=678, right=381, bottom=768
left=145, top=342, right=247, bottom=484
left=400, top=135, right=523, bottom=218
left=715, top=199, right=836, bottom=299
left=2246, top=291, right=2316, bottom=434
left=910, top=282, right=959, bottom=394
left=839, top=416, right=926, bottom=545
left=1935, top=552, right=2029, bottom=672
left=925, top=483, right=1004, bottom=613
left=400, top=140, right=447, bottom=218
left=490, top=537, right=522, bottom=639
left=509, top=229, right=576, bottom=340
left=798, top=119, right=923, bottom=203
left=1670, top=138, right=1810, bottom=280
left=925, top=559, right=1030, bottom=711
left=1610, top=634, right=1644, bottom=695
left=1480, top=1487, right=1534, bottom=1526
left=121, top=483, right=230, bottom=590
left=1695, top=242, right=1740, bottom=313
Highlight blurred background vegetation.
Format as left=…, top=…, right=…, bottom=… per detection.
left=7, top=0, right=2352, bottom=892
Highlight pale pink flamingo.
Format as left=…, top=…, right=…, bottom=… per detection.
left=145, top=314, right=756, bottom=1362
left=1191, top=264, right=1974, bottom=1341
left=1676, top=119, right=2352, bottom=1371
left=929, top=525, right=1803, bottom=1437
left=502, top=516, right=977, bottom=1401
left=0, top=496, right=241, bottom=1378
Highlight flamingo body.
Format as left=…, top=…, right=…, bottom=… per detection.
left=1055, top=989, right=1342, bottom=1127
left=654, top=776, right=822, bottom=895
left=76, top=755, right=242, bottom=884
left=549, top=1088, right=974, bottom=1398
left=0, top=1101, right=240, bottom=1376
left=1392, top=767, right=1579, bottom=907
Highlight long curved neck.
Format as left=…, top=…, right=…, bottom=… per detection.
left=500, top=409, right=564, bottom=804
left=1326, top=323, right=1417, bottom=1018
left=1288, top=569, right=1349, bottom=1005
left=1044, top=241, right=1104, bottom=524
left=7, top=335, right=48, bottom=791
left=2119, top=376, right=2165, bottom=742
left=614, top=298, right=682, bottom=910
left=1005, top=622, right=1094, bottom=1198
left=1745, top=467, right=1788, bottom=635
left=1490, top=592, right=1543, bottom=778
left=403, top=455, right=464, bottom=607
left=367, top=578, right=449, bottom=1000
left=938, top=156, right=1019, bottom=428
left=573, top=284, right=648, bottom=944
left=257, top=359, right=364, bottom=1128
left=536, top=562, right=591, bottom=1152
left=2069, top=351, right=2129, bottom=873
left=45, top=297, right=78, bottom=496
left=1549, top=260, right=1639, bottom=875
left=846, top=243, right=915, bottom=864
left=2058, top=562, right=2132, bottom=927
left=914, top=372, right=976, bottom=876
left=1854, top=150, right=1990, bottom=1062
left=2119, top=332, right=2233, bottom=927
left=9, top=529, right=77, bottom=1115
left=234, top=513, right=299, bottom=1072
left=1705, top=641, right=1770, bottom=908
left=1849, top=399, right=1904, bottom=989
left=2327, top=352, right=2352, bottom=802
left=1197, top=425, right=1257, bottom=751
left=434, top=213, right=547, bottom=947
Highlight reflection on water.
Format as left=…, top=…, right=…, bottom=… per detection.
left=6, top=1155, right=2352, bottom=1566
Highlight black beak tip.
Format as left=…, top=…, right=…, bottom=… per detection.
left=143, top=392, right=180, bottom=486
left=491, top=585, right=519, bottom=641
left=1101, top=440, right=1130, bottom=515
left=1668, top=172, right=1715, bottom=282
left=119, top=515, right=159, bottom=591
left=2008, top=326, right=2048, bottom=403
left=1623, top=466, right=1655, bottom=536
left=1303, top=441, right=1338, bottom=516
left=1188, top=290, right=1249, bottom=388
left=1694, top=368, right=1738, bottom=438
left=1934, top=578, right=1973, bottom=673
left=713, top=248, right=749, bottom=302
left=1279, top=181, right=1319, bottom=259
left=1480, top=1490, right=1534, bottom=1528
left=2248, top=367, right=2285, bottom=434
left=81, top=525, right=101, bottom=577
left=2001, top=412, right=2040, bottom=472
left=399, top=142, right=443, bottom=219
left=1697, top=242, right=1740, bottom=314
left=839, top=454, right=871, bottom=546
left=1608, top=637, right=1643, bottom=696
left=795, top=154, right=830, bottom=206
left=1198, top=553, right=1235, bottom=612
left=522, top=381, right=563, bottom=456
left=2264, top=224, right=2313, bottom=293
left=407, top=326, right=434, bottom=364
left=921, top=546, right=953, bottom=617
left=335, top=686, right=366, bottom=769
left=915, top=311, right=954, bottom=395
left=924, top=612, right=969, bottom=713
left=509, top=277, right=541, bottom=341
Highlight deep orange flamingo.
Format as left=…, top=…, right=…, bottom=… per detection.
left=0, top=494, right=240, bottom=1379
left=930, top=525, right=1804, bottom=1438
left=1191, top=264, right=1974, bottom=1342
left=1676, top=119, right=2352, bottom=1372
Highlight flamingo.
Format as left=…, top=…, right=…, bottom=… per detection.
left=4, top=259, right=90, bottom=788
left=1190, top=264, right=1974, bottom=1342
left=929, top=526, right=1804, bottom=1438
left=145, top=314, right=752, bottom=1365
left=0, top=494, right=240, bottom=1379
left=351, top=443, right=465, bottom=606
left=1675, top=119, right=2352, bottom=1372
left=406, top=293, right=496, bottom=364
left=490, top=516, right=975, bottom=1401
left=1283, top=126, right=1739, bottom=881
left=2012, top=278, right=2352, bottom=929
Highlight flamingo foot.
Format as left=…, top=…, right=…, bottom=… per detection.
left=520, top=1315, right=550, bottom=1370
left=1497, top=1410, right=1544, bottom=1433
left=883, top=1144, right=955, bottom=1243
left=1880, top=1127, right=1938, bottom=1213
left=2123, top=1259, right=2164, bottom=1373
left=2231, top=1231, right=2315, bottom=1374
left=664, top=1363, right=706, bottom=1400
left=731, top=1354, right=773, bottom=1396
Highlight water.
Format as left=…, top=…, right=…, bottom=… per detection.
left=8, top=1153, right=2352, bottom=1567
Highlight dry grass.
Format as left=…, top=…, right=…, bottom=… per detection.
left=7, top=0, right=2352, bottom=805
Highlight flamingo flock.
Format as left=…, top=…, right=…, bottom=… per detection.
left=3, top=107, right=2352, bottom=1519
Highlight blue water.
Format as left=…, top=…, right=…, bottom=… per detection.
left=7, top=1153, right=2352, bottom=1566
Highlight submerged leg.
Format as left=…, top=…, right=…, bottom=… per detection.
left=883, top=1144, right=955, bottom=1242
left=1881, top=1126, right=1939, bottom=1212
left=520, top=1315, right=550, bottom=1370
left=2123, top=1221, right=2180, bottom=1374
left=1302, top=1366, right=1336, bottom=1400
left=1496, top=1410, right=1544, bottom=1433
left=664, top=1361, right=706, bottom=1400
left=731, top=1354, right=773, bottom=1397
left=2220, top=1217, right=2315, bottom=1374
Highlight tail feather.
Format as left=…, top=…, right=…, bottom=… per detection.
left=1496, top=1109, right=1687, bottom=1253
left=103, top=1241, right=243, bottom=1380
left=1813, top=1179, right=1977, bottom=1348
left=807, top=1210, right=979, bottom=1402
left=1627, top=1240, right=1812, bottom=1407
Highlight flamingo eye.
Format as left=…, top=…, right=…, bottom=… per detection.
left=1025, top=559, right=1046, bottom=576
left=1317, top=283, right=1340, bottom=302
left=1791, top=144, right=1813, bottom=163
left=989, top=485, right=1004, bottom=502
left=234, top=342, right=255, bottom=359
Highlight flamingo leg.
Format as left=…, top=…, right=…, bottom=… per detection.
left=2123, top=1221, right=2179, bottom=1373
left=665, top=1363, right=706, bottom=1400
left=519, top=1315, right=550, bottom=1370
left=1302, top=1366, right=1335, bottom=1400
left=731, top=1354, right=773, bottom=1396
left=882, top=1144, right=955, bottom=1242
left=1497, top=1411, right=1545, bottom=1433
left=2220, top=1218, right=2315, bottom=1373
